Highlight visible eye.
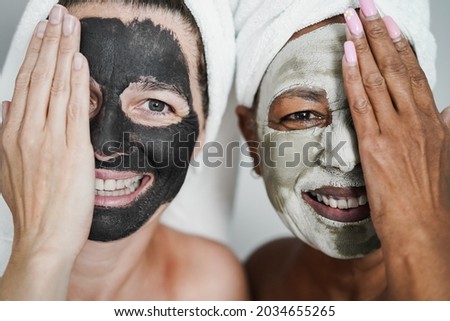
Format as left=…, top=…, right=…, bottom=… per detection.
left=143, top=99, right=172, bottom=113
left=268, top=92, right=330, bottom=131
left=283, top=111, right=321, bottom=122
left=276, top=110, right=327, bottom=131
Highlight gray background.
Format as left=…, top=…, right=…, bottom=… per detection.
left=0, top=1, right=449, bottom=260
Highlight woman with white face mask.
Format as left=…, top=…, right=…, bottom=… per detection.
left=236, top=0, right=450, bottom=300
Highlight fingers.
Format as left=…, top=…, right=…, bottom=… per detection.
left=67, top=53, right=91, bottom=147
left=47, top=14, right=81, bottom=137
left=22, top=5, right=68, bottom=131
left=342, top=41, right=380, bottom=139
left=344, top=8, right=397, bottom=129
left=7, top=21, right=47, bottom=131
left=441, top=107, right=450, bottom=129
left=356, top=2, right=417, bottom=114
left=385, top=18, right=436, bottom=114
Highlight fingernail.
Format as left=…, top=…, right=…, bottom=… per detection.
left=35, top=21, right=48, bottom=39
left=73, top=53, right=84, bottom=70
left=359, top=0, right=379, bottom=19
left=344, top=41, right=358, bottom=66
left=383, top=16, right=402, bottom=42
left=344, top=8, right=364, bottom=37
left=63, top=14, right=76, bottom=36
left=49, top=4, right=65, bottom=25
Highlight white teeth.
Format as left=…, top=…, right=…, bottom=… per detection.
left=358, top=195, right=368, bottom=206
left=312, top=192, right=368, bottom=209
left=116, top=179, right=125, bottom=189
left=329, top=198, right=338, bottom=209
left=95, top=179, right=104, bottom=191
left=337, top=199, right=348, bottom=210
left=95, top=175, right=144, bottom=196
left=348, top=198, right=359, bottom=209
left=104, top=179, right=116, bottom=191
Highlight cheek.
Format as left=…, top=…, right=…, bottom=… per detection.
left=258, top=129, right=324, bottom=187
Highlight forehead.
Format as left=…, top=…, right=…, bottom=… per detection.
left=80, top=18, right=190, bottom=96
left=258, top=23, right=347, bottom=116
left=68, top=3, right=200, bottom=78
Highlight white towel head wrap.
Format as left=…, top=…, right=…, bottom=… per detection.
left=234, top=0, right=437, bottom=108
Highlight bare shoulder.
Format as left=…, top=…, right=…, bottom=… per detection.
left=159, top=226, right=248, bottom=300
left=245, top=237, right=304, bottom=300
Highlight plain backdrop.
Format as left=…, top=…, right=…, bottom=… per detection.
left=0, top=0, right=449, bottom=261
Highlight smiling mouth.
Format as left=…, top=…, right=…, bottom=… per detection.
left=302, top=186, right=370, bottom=223
left=94, top=170, right=153, bottom=208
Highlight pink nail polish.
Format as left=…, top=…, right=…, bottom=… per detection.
left=344, top=8, right=364, bottom=37
left=344, top=41, right=358, bottom=66
left=383, top=16, right=402, bottom=42
left=359, top=0, right=378, bottom=19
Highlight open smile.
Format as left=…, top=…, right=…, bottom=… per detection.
left=94, top=169, right=154, bottom=208
left=302, top=186, right=370, bottom=223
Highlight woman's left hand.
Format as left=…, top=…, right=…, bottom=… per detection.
left=342, top=4, right=450, bottom=299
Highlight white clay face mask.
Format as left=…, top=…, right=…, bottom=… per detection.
left=257, top=23, right=380, bottom=259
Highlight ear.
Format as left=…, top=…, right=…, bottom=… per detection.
left=236, top=105, right=262, bottom=175
left=441, top=106, right=450, bottom=129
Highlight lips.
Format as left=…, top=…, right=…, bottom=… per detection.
left=94, top=169, right=153, bottom=208
left=302, top=186, right=370, bottom=223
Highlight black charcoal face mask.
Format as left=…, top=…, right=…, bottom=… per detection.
left=80, top=18, right=199, bottom=242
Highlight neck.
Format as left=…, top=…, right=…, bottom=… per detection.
left=67, top=211, right=166, bottom=300
left=303, top=246, right=387, bottom=300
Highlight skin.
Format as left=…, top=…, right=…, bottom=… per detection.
left=0, top=4, right=247, bottom=300
left=238, top=11, right=450, bottom=300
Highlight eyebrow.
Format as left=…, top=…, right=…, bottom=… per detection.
left=277, top=87, right=327, bottom=103
left=134, top=80, right=189, bottom=102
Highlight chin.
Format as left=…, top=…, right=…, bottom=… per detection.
left=272, top=190, right=381, bottom=259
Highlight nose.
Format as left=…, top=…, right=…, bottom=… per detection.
left=319, top=110, right=360, bottom=173
left=90, top=103, right=125, bottom=159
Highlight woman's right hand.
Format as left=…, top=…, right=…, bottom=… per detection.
left=0, top=5, right=94, bottom=299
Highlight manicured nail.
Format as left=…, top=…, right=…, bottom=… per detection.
left=344, top=41, right=358, bottom=66
left=383, top=16, right=402, bottom=42
left=73, top=53, right=84, bottom=70
left=344, top=8, right=364, bottom=37
left=49, top=4, right=65, bottom=25
left=63, top=14, right=76, bottom=36
left=359, top=0, right=379, bottom=19
left=35, top=20, right=48, bottom=39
